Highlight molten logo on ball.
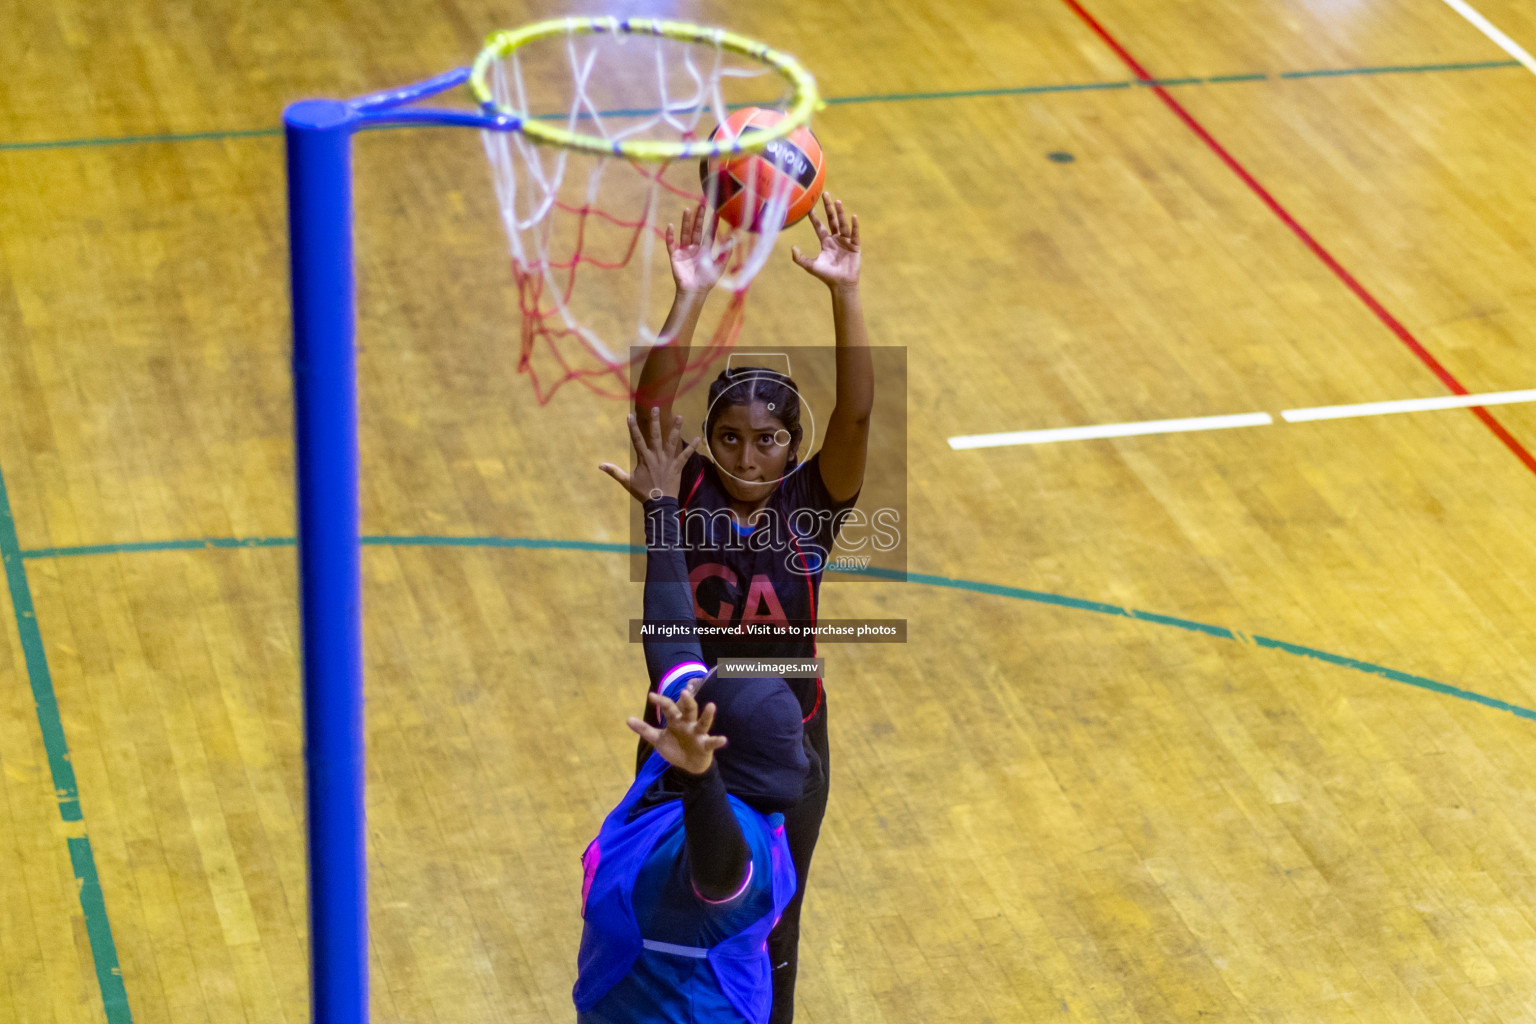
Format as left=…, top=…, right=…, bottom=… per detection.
left=700, top=107, right=826, bottom=232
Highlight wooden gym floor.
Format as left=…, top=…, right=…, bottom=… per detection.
left=5, top=0, right=1536, bottom=1021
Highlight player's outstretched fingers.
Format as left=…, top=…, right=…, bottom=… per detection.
left=646, top=405, right=665, bottom=452
left=648, top=690, right=681, bottom=723
left=627, top=717, right=663, bottom=744
left=671, top=422, right=701, bottom=467
left=806, top=208, right=828, bottom=243
left=626, top=411, right=647, bottom=450
left=598, top=462, right=632, bottom=488
left=850, top=212, right=860, bottom=248
left=672, top=685, right=698, bottom=723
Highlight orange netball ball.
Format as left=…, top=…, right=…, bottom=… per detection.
left=699, top=107, right=826, bottom=232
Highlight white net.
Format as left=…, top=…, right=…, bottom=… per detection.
left=478, top=26, right=804, bottom=403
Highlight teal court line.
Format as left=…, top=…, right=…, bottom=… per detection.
left=0, top=58, right=1519, bottom=153
left=0, top=464, right=133, bottom=1024
left=1278, top=59, right=1517, bottom=79
left=19, top=532, right=1536, bottom=724
left=0, top=127, right=282, bottom=151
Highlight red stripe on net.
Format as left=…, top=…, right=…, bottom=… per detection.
left=538, top=161, right=693, bottom=271
left=511, top=266, right=750, bottom=406
left=520, top=196, right=750, bottom=322
left=500, top=158, right=758, bottom=405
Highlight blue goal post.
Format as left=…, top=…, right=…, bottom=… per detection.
left=284, top=64, right=510, bottom=1024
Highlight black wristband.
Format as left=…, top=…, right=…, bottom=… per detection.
left=670, top=760, right=721, bottom=791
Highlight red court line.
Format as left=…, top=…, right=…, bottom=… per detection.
left=1059, top=0, right=1536, bottom=477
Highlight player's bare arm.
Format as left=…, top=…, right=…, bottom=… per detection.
left=793, top=193, right=872, bottom=503
left=635, top=203, right=729, bottom=424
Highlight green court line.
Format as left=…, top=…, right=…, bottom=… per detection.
left=0, top=127, right=282, bottom=151
left=20, top=535, right=634, bottom=557
left=824, top=81, right=1134, bottom=105
left=1, top=473, right=82, bottom=818
left=1280, top=59, right=1518, bottom=79
left=0, top=58, right=1522, bottom=153
left=844, top=565, right=1234, bottom=636
left=1252, top=635, right=1536, bottom=722
left=21, top=532, right=1533, bottom=722
left=0, top=464, right=133, bottom=1023
left=69, top=836, right=133, bottom=1023
left=19, top=536, right=294, bottom=559
left=364, top=534, right=633, bottom=554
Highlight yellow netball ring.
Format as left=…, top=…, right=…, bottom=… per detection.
left=469, top=16, right=821, bottom=163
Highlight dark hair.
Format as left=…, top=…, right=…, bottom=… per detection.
left=704, top=367, right=804, bottom=470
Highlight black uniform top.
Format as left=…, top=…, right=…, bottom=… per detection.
left=673, top=450, right=860, bottom=719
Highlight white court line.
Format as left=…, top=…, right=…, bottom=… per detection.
left=947, top=412, right=1273, bottom=449
left=1281, top=388, right=1536, bottom=422
left=949, top=389, right=1536, bottom=449
left=1439, top=0, right=1536, bottom=77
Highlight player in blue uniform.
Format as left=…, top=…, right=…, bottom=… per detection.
left=581, top=410, right=810, bottom=1024
left=614, top=193, right=872, bottom=1023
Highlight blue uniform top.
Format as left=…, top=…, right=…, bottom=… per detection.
left=574, top=743, right=795, bottom=1024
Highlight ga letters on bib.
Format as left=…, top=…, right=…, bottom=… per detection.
left=675, top=451, right=859, bottom=716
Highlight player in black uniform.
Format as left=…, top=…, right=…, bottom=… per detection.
left=605, top=192, right=872, bottom=1024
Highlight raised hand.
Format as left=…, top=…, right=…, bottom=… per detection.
left=599, top=406, right=701, bottom=503
left=791, top=193, right=860, bottom=290
left=627, top=683, right=726, bottom=776
left=667, top=202, right=731, bottom=297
